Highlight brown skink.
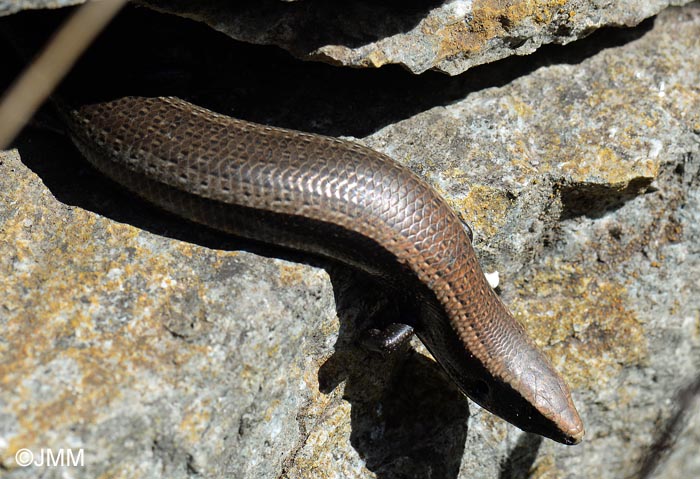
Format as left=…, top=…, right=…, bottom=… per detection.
left=63, top=96, right=584, bottom=444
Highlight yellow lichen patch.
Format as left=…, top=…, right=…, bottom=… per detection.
left=507, top=138, right=554, bottom=179
left=299, top=352, right=343, bottom=429
left=179, top=399, right=213, bottom=445
left=267, top=343, right=281, bottom=358
left=366, top=50, right=389, bottom=68
left=262, top=399, right=282, bottom=422
left=3, top=293, right=211, bottom=456
left=558, top=142, right=658, bottom=186
left=278, top=263, right=306, bottom=286
left=478, top=410, right=509, bottom=444
left=512, top=257, right=647, bottom=390
left=454, top=184, right=512, bottom=238
left=284, top=400, right=353, bottom=478
left=0, top=153, right=216, bottom=456
left=175, top=241, right=197, bottom=260
left=436, top=0, right=570, bottom=60
left=529, top=453, right=557, bottom=479
left=507, top=96, right=535, bottom=119
left=96, top=463, right=149, bottom=479
left=538, top=66, right=667, bottom=186
left=302, top=357, right=331, bottom=405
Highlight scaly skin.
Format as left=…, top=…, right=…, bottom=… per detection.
left=64, top=96, right=584, bottom=444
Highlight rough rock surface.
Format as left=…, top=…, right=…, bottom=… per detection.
left=0, top=0, right=82, bottom=17
left=3, top=1, right=695, bottom=75
left=141, top=0, right=695, bottom=75
left=1, top=3, right=699, bottom=479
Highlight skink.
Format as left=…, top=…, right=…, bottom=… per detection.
left=63, top=96, right=584, bottom=444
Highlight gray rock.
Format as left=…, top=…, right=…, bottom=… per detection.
left=4, top=0, right=694, bottom=75
left=0, top=0, right=83, bottom=17
left=140, top=0, right=695, bottom=75
left=1, top=3, right=699, bottom=479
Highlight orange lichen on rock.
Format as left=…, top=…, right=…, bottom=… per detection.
left=435, top=0, right=571, bottom=60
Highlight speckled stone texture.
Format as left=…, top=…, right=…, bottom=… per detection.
left=0, top=0, right=82, bottom=17
left=1, top=3, right=699, bottom=479
left=140, top=0, right=695, bottom=75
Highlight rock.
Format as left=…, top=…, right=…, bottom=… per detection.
left=0, top=144, right=347, bottom=478
left=1, top=1, right=695, bottom=75
left=0, top=3, right=699, bottom=479
left=140, top=0, right=695, bottom=75
left=0, top=0, right=83, bottom=17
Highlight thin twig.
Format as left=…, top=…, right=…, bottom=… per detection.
left=0, top=0, right=127, bottom=149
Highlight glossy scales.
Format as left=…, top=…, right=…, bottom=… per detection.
left=65, top=96, right=583, bottom=444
